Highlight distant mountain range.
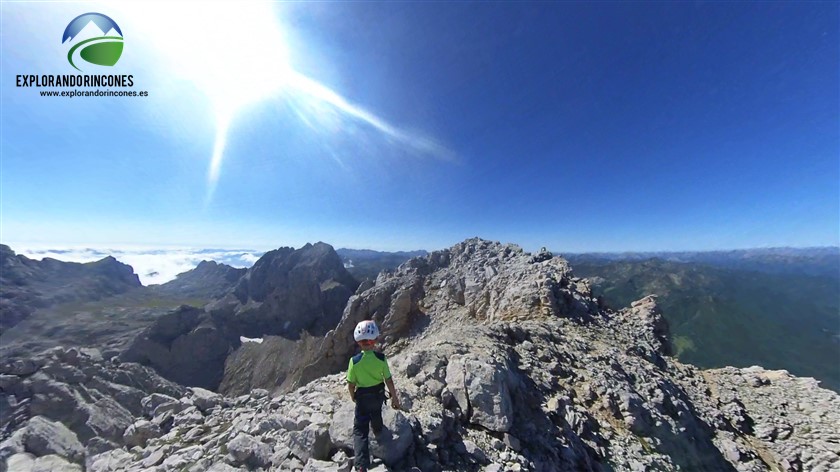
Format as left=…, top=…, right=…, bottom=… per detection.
left=565, top=249, right=840, bottom=392
left=336, top=248, right=428, bottom=281
left=564, top=247, right=839, bottom=277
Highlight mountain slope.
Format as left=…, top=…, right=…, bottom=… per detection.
left=121, top=242, right=359, bottom=390
left=0, top=244, right=141, bottom=335
left=149, top=260, right=246, bottom=299
left=567, top=258, right=840, bottom=392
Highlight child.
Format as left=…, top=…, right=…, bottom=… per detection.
left=347, top=320, right=400, bottom=472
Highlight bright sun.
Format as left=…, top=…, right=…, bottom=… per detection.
left=107, top=2, right=452, bottom=203
left=115, top=2, right=293, bottom=199
left=124, top=2, right=292, bottom=112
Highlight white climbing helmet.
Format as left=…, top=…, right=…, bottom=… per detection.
left=354, top=320, right=380, bottom=342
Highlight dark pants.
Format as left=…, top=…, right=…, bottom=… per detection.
left=353, top=390, right=384, bottom=470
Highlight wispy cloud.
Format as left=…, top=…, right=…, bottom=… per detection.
left=285, top=71, right=458, bottom=162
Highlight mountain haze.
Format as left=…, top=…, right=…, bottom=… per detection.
left=566, top=255, right=840, bottom=392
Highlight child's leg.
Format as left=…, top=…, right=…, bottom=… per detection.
left=353, top=402, right=371, bottom=470
left=370, top=397, right=384, bottom=436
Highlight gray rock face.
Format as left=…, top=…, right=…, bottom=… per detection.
left=211, top=242, right=359, bottom=339
left=2, top=238, right=838, bottom=472
left=120, top=243, right=358, bottom=392
left=0, top=346, right=184, bottom=470
left=445, top=355, right=514, bottom=432
left=120, top=306, right=234, bottom=390
left=702, top=366, right=840, bottom=472
left=150, top=260, right=246, bottom=300
left=0, top=245, right=141, bottom=335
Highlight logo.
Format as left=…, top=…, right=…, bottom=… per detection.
left=62, top=13, right=123, bottom=72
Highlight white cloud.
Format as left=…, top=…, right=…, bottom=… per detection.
left=239, top=252, right=262, bottom=265
left=10, top=245, right=264, bottom=286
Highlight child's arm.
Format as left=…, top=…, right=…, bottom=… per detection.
left=385, top=377, right=400, bottom=409
left=348, top=382, right=357, bottom=402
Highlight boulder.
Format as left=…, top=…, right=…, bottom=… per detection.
left=20, top=416, right=84, bottom=463
left=122, top=420, right=161, bottom=448
left=227, top=433, right=271, bottom=469
left=141, top=393, right=179, bottom=417
left=4, top=453, right=35, bottom=472
left=289, top=424, right=331, bottom=462
left=31, top=454, right=83, bottom=472
left=445, top=355, right=514, bottom=432
left=87, top=449, right=133, bottom=472
left=303, top=458, right=351, bottom=472
left=189, top=387, right=224, bottom=413
left=79, top=395, right=135, bottom=443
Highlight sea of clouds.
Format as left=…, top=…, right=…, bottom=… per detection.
left=10, top=245, right=265, bottom=286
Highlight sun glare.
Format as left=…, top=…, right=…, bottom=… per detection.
left=115, top=2, right=292, bottom=202
left=107, top=2, right=453, bottom=204
left=123, top=2, right=291, bottom=114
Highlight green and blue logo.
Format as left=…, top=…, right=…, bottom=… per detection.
left=62, top=13, right=123, bottom=71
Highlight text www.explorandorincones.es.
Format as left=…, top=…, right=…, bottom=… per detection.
left=39, top=89, right=149, bottom=98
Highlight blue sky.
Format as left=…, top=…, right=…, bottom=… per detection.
left=1, top=2, right=837, bottom=253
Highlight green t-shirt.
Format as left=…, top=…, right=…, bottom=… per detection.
left=346, top=350, right=392, bottom=388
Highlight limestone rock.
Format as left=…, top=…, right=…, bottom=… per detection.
left=289, top=424, right=331, bottom=462
left=5, top=453, right=34, bottom=472
left=189, top=387, right=224, bottom=413
left=303, top=458, right=351, bottom=472
left=328, top=401, right=413, bottom=466
left=20, top=416, right=84, bottom=463
left=445, top=355, right=514, bottom=432
left=227, top=432, right=271, bottom=469
left=122, top=420, right=161, bottom=448
left=31, top=454, right=83, bottom=472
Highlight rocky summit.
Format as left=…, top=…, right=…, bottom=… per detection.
left=118, top=243, right=359, bottom=392
left=1, top=238, right=838, bottom=472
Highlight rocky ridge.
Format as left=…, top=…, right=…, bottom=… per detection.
left=0, top=245, right=141, bottom=335
left=149, top=261, right=247, bottom=300
left=119, top=243, right=359, bottom=391
left=1, top=238, right=838, bottom=471
left=208, top=242, right=359, bottom=339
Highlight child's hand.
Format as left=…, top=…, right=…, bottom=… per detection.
left=391, top=397, right=401, bottom=410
